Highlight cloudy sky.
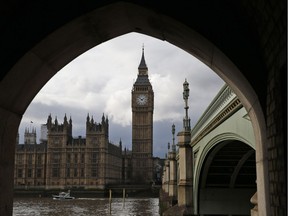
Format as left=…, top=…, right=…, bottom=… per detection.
left=19, top=32, right=225, bottom=158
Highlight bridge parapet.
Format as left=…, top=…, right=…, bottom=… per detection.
left=191, top=84, right=234, bottom=137
left=191, top=84, right=242, bottom=146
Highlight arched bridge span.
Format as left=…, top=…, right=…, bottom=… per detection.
left=161, top=84, right=257, bottom=215
left=191, top=84, right=256, bottom=215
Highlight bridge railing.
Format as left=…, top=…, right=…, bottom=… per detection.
left=191, top=84, right=236, bottom=140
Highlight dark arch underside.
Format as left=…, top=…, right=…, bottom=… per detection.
left=200, top=141, right=256, bottom=188
left=198, top=141, right=256, bottom=215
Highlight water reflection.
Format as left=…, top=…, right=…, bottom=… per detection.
left=13, top=197, right=160, bottom=216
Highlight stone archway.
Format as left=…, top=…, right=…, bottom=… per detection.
left=0, top=2, right=269, bottom=215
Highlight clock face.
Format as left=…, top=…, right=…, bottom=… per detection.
left=136, top=94, right=148, bottom=105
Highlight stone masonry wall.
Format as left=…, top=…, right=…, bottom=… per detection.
left=264, top=2, right=286, bottom=216
left=241, top=0, right=286, bottom=215
left=248, top=0, right=287, bottom=215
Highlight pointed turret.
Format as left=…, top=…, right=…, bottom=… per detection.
left=138, top=46, right=148, bottom=69
left=47, top=114, right=52, bottom=129
left=119, top=138, right=122, bottom=152
left=64, top=114, right=68, bottom=127
left=138, top=45, right=148, bottom=75
left=24, top=126, right=37, bottom=144
left=134, top=46, right=152, bottom=86
left=86, top=113, right=90, bottom=125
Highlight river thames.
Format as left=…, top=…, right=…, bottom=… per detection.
left=13, top=197, right=160, bottom=216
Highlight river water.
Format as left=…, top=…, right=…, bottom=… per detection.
left=13, top=197, right=160, bottom=216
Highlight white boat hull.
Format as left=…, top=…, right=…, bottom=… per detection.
left=52, top=191, right=75, bottom=200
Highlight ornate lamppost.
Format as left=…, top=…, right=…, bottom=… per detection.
left=176, top=79, right=193, bottom=212
left=183, top=79, right=191, bottom=131
left=168, top=123, right=177, bottom=203
left=172, top=123, right=176, bottom=152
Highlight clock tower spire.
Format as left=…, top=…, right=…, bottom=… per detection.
left=138, top=45, right=148, bottom=75
left=131, top=46, right=154, bottom=184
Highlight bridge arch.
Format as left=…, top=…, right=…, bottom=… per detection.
left=1, top=2, right=271, bottom=215
left=194, top=133, right=256, bottom=214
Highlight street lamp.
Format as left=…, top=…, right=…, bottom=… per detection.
left=171, top=124, right=176, bottom=152
left=182, top=79, right=191, bottom=131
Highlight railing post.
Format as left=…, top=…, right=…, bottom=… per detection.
left=109, top=189, right=112, bottom=214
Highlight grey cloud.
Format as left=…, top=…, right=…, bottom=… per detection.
left=19, top=32, right=224, bottom=158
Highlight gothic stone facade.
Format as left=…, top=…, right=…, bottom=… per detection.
left=14, top=114, right=122, bottom=190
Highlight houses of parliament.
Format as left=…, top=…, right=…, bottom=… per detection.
left=14, top=48, right=163, bottom=190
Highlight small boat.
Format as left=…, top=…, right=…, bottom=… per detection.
left=52, top=190, right=75, bottom=200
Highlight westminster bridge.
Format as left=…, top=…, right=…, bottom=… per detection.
left=161, top=84, right=258, bottom=216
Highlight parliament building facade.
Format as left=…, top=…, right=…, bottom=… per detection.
left=14, top=114, right=123, bottom=190
left=14, top=48, right=162, bottom=190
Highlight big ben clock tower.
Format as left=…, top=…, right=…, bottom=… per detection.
left=131, top=47, right=154, bottom=183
